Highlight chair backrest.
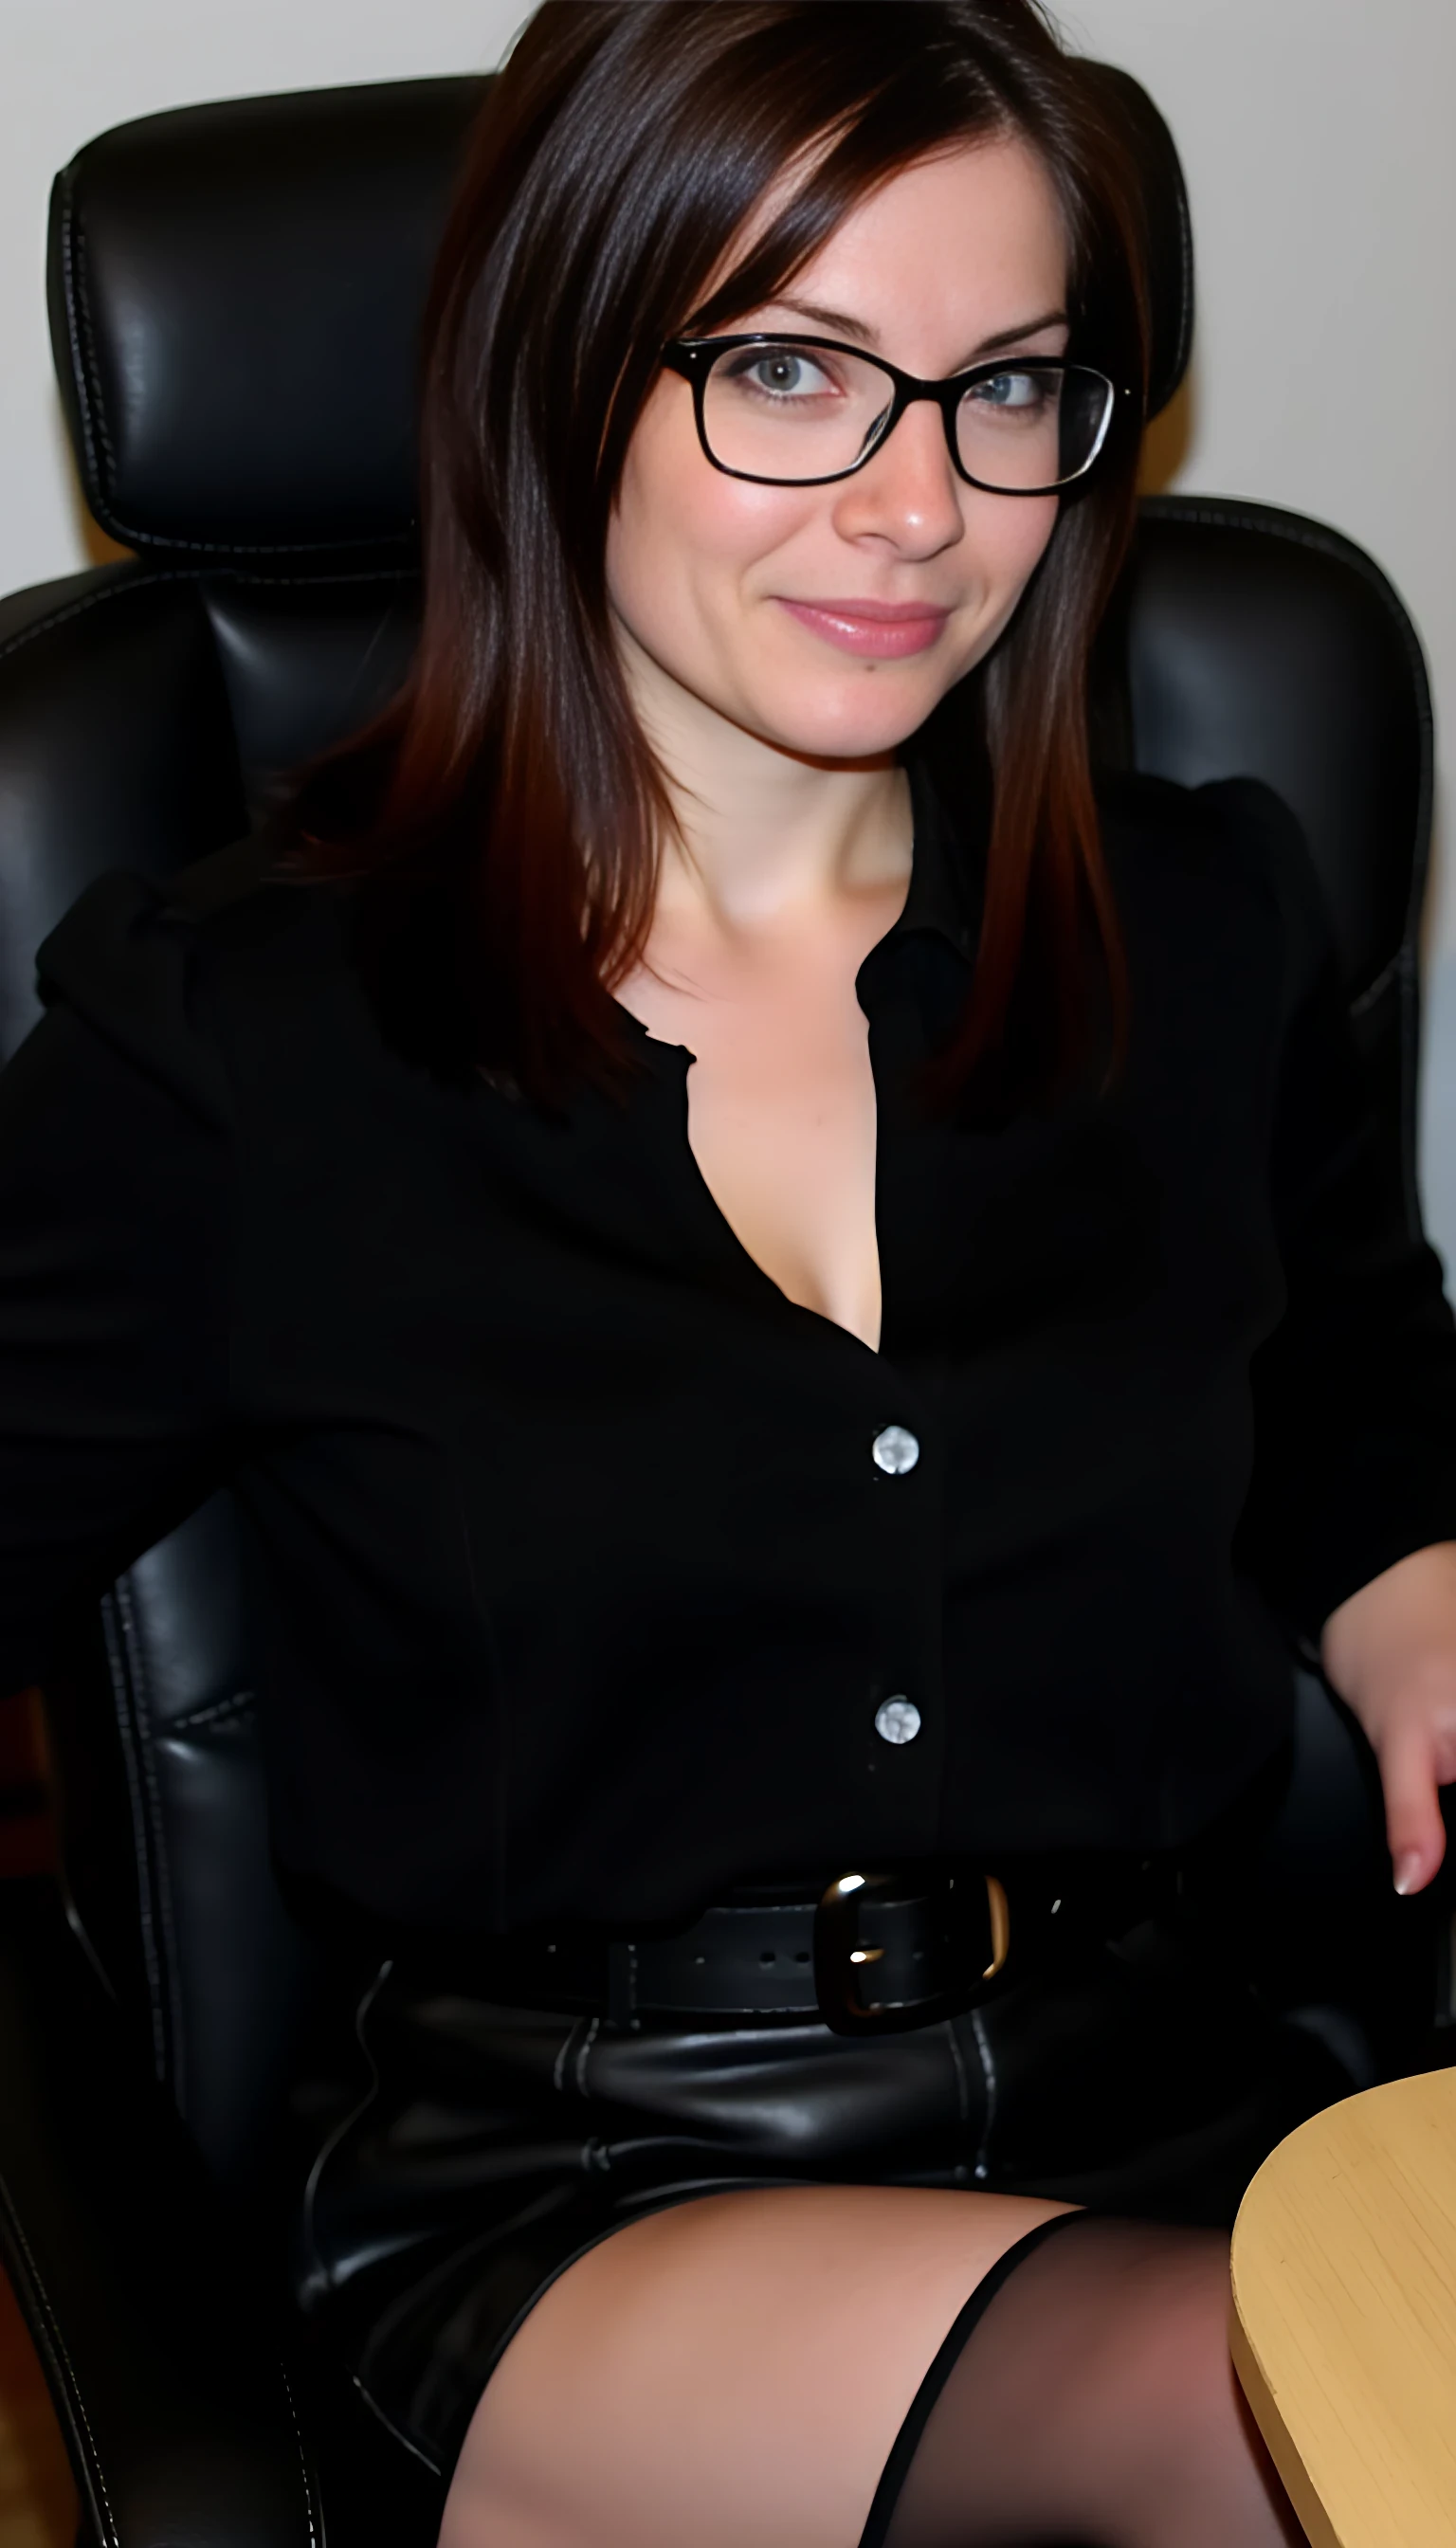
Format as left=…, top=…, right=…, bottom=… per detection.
left=0, top=68, right=1431, bottom=2188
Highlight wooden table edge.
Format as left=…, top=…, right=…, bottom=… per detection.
left=1228, top=2284, right=1343, bottom=2548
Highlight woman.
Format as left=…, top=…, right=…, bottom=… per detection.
left=5, top=2, right=1456, bottom=2540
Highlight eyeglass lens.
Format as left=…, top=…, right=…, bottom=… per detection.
left=700, top=342, right=1111, bottom=490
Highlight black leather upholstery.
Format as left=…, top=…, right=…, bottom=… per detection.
left=46, top=80, right=487, bottom=559
left=0, top=1879, right=322, bottom=2548
left=1119, top=497, right=1433, bottom=1222
left=0, top=61, right=1445, bottom=2548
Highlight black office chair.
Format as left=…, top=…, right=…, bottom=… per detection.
left=0, top=65, right=1447, bottom=2548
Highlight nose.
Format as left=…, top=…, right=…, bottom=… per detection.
left=828, top=395, right=965, bottom=558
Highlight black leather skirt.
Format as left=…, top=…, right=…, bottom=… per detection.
left=289, top=1755, right=1352, bottom=2489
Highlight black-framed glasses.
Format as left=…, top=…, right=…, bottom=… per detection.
left=661, top=334, right=1127, bottom=495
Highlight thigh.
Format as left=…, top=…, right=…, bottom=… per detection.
left=436, top=2183, right=1075, bottom=2548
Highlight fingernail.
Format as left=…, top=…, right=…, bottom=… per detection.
left=1394, top=1852, right=1422, bottom=1896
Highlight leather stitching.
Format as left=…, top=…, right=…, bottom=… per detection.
left=165, top=1687, right=256, bottom=1736
left=66, top=209, right=117, bottom=491
left=0, top=577, right=191, bottom=667
left=100, top=1586, right=169, bottom=2084
left=1168, top=175, right=1194, bottom=395
left=54, top=180, right=100, bottom=501
left=279, top=2360, right=321, bottom=2547
left=0, top=562, right=418, bottom=672
left=0, top=2173, right=120, bottom=2546
left=113, top=525, right=416, bottom=560
left=56, top=183, right=101, bottom=500
left=111, top=1574, right=186, bottom=2112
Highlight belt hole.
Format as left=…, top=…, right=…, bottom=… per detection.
left=759, top=1950, right=776, bottom=1964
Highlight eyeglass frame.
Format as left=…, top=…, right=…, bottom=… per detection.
left=660, top=333, right=1131, bottom=495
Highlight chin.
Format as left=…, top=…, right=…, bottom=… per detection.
left=749, top=675, right=954, bottom=763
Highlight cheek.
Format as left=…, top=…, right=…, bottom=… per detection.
left=951, top=493, right=1060, bottom=669
left=609, top=435, right=800, bottom=651
left=983, top=494, right=1060, bottom=597
left=608, top=387, right=818, bottom=672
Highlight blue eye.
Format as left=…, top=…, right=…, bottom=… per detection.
left=969, top=369, right=1051, bottom=414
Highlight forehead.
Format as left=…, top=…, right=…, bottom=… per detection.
left=743, top=136, right=1067, bottom=348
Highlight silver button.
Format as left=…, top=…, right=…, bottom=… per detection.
left=871, top=1424, right=919, bottom=1476
left=874, top=1697, right=921, bottom=1745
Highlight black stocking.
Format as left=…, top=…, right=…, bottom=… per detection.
left=861, top=2211, right=1307, bottom=2548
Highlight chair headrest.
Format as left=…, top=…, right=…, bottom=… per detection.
left=46, top=62, right=1193, bottom=568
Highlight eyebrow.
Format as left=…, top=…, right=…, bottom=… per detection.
left=766, top=297, right=1070, bottom=363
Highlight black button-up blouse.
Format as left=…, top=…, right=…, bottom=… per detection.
left=3, top=748, right=1456, bottom=1934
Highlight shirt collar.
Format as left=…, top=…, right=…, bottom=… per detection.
left=885, top=730, right=988, bottom=964
left=614, top=724, right=986, bottom=1053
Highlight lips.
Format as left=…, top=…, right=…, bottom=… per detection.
left=776, top=597, right=951, bottom=660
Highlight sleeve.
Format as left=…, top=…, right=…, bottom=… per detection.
left=0, top=876, right=237, bottom=1698
left=1226, top=779, right=1456, bottom=1644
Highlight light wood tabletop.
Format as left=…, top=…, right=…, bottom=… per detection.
left=1229, top=2066, right=1456, bottom=2548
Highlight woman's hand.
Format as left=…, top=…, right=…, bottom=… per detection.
left=1321, top=1541, right=1456, bottom=1895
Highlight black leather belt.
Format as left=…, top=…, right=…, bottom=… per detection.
left=445, top=1856, right=1182, bottom=2037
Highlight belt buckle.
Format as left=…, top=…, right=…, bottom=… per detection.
left=812, top=1866, right=1011, bottom=2037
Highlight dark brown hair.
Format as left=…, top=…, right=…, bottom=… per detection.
left=279, top=0, right=1150, bottom=1102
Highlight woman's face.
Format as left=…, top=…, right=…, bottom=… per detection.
left=607, top=135, right=1069, bottom=767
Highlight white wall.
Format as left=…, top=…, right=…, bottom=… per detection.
left=5, top=0, right=1455, bottom=1247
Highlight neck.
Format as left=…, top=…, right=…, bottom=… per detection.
left=621, top=637, right=915, bottom=934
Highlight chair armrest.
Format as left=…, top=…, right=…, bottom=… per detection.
left=0, top=1876, right=321, bottom=2548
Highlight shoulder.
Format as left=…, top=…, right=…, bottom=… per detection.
left=29, top=820, right=362, bottom=1130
